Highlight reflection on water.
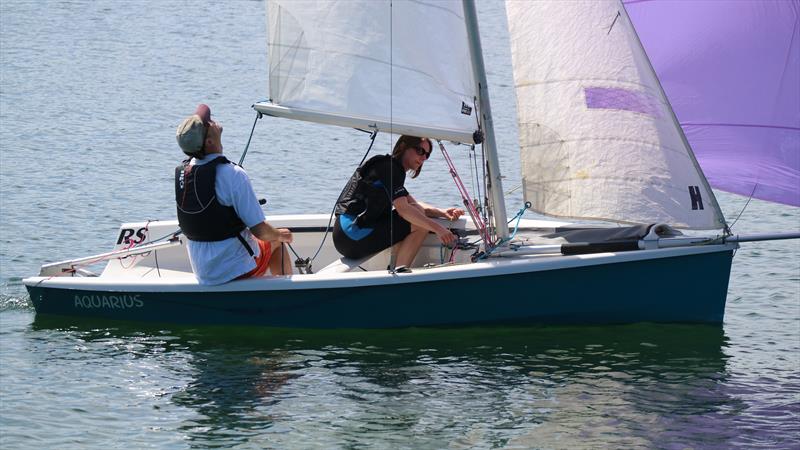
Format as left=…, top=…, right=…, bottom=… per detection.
left=21, top=316, right=750, bottom=449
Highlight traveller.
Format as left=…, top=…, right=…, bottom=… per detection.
left=333, top=135, right=464, bottom=270
left=175, top=104, right=293, bottom=285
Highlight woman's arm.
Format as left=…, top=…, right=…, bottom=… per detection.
left=407, top=195, right=465, bottom=221
left=394, top=196, right=456, bottom=245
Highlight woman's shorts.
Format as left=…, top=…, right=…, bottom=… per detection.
left=333, top=210, right=412, bottom=259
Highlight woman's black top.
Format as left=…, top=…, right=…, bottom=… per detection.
left=335, top=154, right=409, bottom=228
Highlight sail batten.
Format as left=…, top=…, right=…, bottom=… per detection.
left=506, top=0, right=727, bottom=229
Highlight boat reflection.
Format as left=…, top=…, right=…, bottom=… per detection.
left=31, top=317, right=735, bottom=448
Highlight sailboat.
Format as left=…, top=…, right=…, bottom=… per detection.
left=22, top=0, right=799, bottom=327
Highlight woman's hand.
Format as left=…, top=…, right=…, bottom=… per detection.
left=443, top=207, right=465, bottom=221
left=434, top=225, right=457, bottom=246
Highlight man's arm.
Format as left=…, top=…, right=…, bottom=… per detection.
left=250, top=221, right=293, bottom=244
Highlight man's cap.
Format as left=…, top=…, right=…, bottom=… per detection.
left=176, top=104, right=211, bottom=156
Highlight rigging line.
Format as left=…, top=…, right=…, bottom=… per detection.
left=471, top=144, right=483, bottom=213
left=679, top=122, right=800, bottom=132
left=505, top=202, right=530, bottom=242
left=438, top=140, right=492, bottom=246
left=480, top=137, right=490, bottom=237
left=118, top=220, right=153, bottom=270
left=469, top=146, right=478, bottom=211
left=476, top=203, right=530, bottom=260
left=154, top=249, right=161, bottom=278
left=471, top=96, right=492, bottom=239
left=389, top=2, right=394, bottom=272
left=142, top=228, right=182, bottom=246
left=285, top=242, right=302, bottom=260
left=238, top=111, right=263, bottom=167
left=608, top=11, right=621, bottom=35
left=728, top=183, right=759, bottom=231
left=308, top=130, right=379, bottom=266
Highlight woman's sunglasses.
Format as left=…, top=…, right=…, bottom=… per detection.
left=413, top=146, right=431, bottom=160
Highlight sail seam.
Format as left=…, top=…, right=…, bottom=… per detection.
left=515, top=78, right=656, bottom=91
left=681, top=122, right=800, bottom=132
left=526, top=177, right=710, bottom=191
left=520, top=136, right=695, bottom=160
left=409, top=0, right=464, bottom=20
left=521, top=209, right=722, bottom=230
left=268, top=43, right=474, bottom=99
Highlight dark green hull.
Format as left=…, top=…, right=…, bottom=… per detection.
left=26, top=249, right=735, bottom=328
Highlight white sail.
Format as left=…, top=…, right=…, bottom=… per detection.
left=506, top=0, right=726, bottom=229
left=261, top=0, right=479, bottom=144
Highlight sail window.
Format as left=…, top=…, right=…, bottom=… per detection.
left=584, top=87, right=662, bottom=118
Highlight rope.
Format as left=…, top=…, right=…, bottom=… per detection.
left=477, top=202, right=530, bottom=259
left=505, top=202, right=530, bottom=242
left=307, top=130, right=379, bottom=270
left=281, top=242, right=285, bottom=275
left=728, top=183, right=758, bottom=232
left=66, top=220, right=177, bottom=274
left=479, top=135, right=490, bottom=239
left=119, top=220, right=153, bottom=269
left=437, top=140, right=493, bottom=247
left=238, top=111, right=263, bottom=167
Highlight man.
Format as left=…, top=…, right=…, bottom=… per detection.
left=175, top=104, right=292, bottom=285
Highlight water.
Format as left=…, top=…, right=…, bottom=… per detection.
left=1, top=1, right=798, bottom=448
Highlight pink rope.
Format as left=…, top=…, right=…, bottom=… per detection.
left=436, top=141, right=493, bottom=246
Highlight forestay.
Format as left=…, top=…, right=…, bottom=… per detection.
left=506, top=0, right=726, bottom=230
left=260, top=0, right=479, bottom=144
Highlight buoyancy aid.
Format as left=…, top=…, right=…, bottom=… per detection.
left=175, top=156, right=246, bottom=242
left=335, top=155, right=407, bottom=228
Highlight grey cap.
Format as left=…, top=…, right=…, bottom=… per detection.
left=176, top=104, right=211, bottom=156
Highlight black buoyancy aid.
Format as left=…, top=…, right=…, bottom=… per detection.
left=175, top=156, right=246, bottom=242
left=335, top=154, right=402, bottom=228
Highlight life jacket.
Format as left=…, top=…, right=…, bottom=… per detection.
left=175, top=156, right=246, bottom=242
left=335, top=155, right=405, bottom=228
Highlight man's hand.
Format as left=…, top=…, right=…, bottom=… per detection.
left=251, top=221, right=293, bottom=244
left=275, top=228, right=293, bottom=244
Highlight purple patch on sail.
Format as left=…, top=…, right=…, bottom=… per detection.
left=585, top=87, right=662, bottom=117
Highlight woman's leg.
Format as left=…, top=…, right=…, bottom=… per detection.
left=394, top=223, right=428, bottom=268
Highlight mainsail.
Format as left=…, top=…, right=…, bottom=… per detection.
left=626, top=0, right=800, bottom=208
left=259, top=0, right=479, bottom=144
left=506, top=0, right=727, bottom=229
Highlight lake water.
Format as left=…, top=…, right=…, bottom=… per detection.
left=1, top=1, right=799, bottom=448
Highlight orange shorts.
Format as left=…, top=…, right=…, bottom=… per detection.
left=238, top=239, right=272, bottom=280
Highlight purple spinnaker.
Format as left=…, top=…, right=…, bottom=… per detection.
left=625, top=0, right=800, bottom=207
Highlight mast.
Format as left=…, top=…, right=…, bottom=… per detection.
left=462, top=0, right=509, bottom=240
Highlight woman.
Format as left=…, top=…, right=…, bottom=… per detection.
left=333, top=135, right=464, bottom=269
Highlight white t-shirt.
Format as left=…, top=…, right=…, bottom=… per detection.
left=184, top=154, right=266, bottom=285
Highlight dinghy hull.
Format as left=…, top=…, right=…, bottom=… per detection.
left=25, top=246, right=735, bottom=328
